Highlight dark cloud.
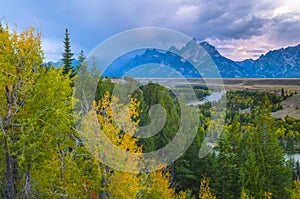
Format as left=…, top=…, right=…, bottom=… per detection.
left=186, top=0, right=278, bottom=40
left=267, top=12, right=300, bottom=44
left=1, top=0, right=300, bottom=61
left=211, top=16, right=267, bottom=39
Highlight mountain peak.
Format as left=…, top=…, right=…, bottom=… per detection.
left=199, top=41, right=211, bottom=46
left=238, top=43, right=300, bottom=77
left=199, top=41, right=220, bottom=56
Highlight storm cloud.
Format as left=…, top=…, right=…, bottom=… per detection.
left=1, top=0, right=300, bottom=61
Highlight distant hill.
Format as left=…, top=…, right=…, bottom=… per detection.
left=45, top=42, right=300, bottom=78
left=44, top=60, right=80, bottom=68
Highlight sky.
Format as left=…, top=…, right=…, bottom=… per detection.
left=1, top=0, right=300, bottom=62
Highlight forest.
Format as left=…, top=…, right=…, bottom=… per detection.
left=1, top=25, right=300, bottom=199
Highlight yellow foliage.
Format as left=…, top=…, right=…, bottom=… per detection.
left=263, top=192, right=272, bottom=199
left=81, top=92, right=177, bottom=198
left=199, top=178, right=216, bottom=199
left=95, top=92, right=141, bottom=152
left=106, top=171, right=141, bottom=199
left=144, top=171, right=175, bottom=198
left=175, top=191, right=187, bottom=199
left=292, top=179, right=300, bottom=199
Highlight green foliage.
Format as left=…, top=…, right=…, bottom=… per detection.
left=226, top=90, right=284, bottom=118
left=239, top=100, right=292, bottom=198
left=0, top=25, right=43, bottom=198
left=134, top=82, right=181, bottom=152
left=0, top=25, right=103, bottom=198
left=215, top=131, right=242, bottom=199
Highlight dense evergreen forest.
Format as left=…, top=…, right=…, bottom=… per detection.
left=1, top=25, right=300, bottom=198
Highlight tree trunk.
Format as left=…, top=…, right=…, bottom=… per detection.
left=2, top=85, right=19, bottom=199
left=3, top=139, right=18, bottom=199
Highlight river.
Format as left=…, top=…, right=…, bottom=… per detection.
left=187, top=91, right=225, bottom=106
left=285, top=153, right=300, bottom=162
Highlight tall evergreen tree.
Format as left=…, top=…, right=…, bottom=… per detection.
left=240, top=99, right=292, bottom=198
left=215, top=129, right=241, bottom=199
left=62, top=28, right=74, bottom=77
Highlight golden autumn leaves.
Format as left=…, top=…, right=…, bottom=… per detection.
left=79, top=91, right=219, bottom=198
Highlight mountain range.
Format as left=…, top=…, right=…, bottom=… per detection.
left=46, top=41, right=300, bottom=78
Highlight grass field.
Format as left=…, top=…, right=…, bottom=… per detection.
left=271, top=94, right=300, bottom=119
left=136, top=78, right=300, bottom=91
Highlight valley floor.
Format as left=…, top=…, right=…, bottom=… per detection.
left=135, top=78, right=300, bottom=92
left=272, top=94, right=300, bottom=119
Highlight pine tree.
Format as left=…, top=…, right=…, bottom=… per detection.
left=240, top=99, right=292, bottom=198
left=281, top=88, right=285, bottom=97
left=78, top=50, right=86, bottom=64
left=215, top=129, right=241, bottom=199
left=74, top=50, right=86, bottom=76
left=62, top=28, right=74, bottom=77
left=257, top=100, right=292, bottom=198
left=240, top=126, right=264, bottom=198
